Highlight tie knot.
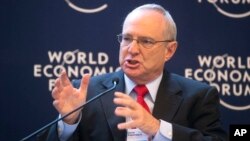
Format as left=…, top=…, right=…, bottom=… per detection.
left=134, top=85, right=148, bottom=97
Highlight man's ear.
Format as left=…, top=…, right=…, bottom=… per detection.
left=164, top=41, right=178, bottom=61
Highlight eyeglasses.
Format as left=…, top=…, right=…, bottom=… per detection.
left=117, top=34, right=173, bottom=49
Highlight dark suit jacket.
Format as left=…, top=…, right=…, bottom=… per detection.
left=37, top=70, right=228, bottom=141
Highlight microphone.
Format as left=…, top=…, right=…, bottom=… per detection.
left=20, top=77, right=119, bottom=141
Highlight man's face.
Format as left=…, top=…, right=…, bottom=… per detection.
left=119, top=10, right=176, bottom=84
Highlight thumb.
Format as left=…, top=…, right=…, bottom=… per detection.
left=79, top=73, right=91, bottom=94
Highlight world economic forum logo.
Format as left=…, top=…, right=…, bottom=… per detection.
left=64, top=0, right=108, bottom=13
left=33, top=50, right=120, bottom=91
left=198, top=0, right=250, bottom=18
left=185, top=54, right=250, bottom=111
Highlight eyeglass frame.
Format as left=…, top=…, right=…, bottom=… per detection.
left=117, top=33, right=173, bottom=49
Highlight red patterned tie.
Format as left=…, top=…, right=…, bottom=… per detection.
left=134, top=85, right=150, bottom=113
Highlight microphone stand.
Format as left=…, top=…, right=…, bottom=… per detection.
left=20, top=80, right=118, bottom=141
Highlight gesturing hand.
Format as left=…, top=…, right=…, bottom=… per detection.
left=113, top=92, right=160, bottom=136
left=52, top=71, right=90, bottom=124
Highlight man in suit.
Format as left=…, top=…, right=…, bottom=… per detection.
left=38, top=3, right=228, bottom=141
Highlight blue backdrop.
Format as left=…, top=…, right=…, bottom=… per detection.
left=1, top=0, right=249, bottom=140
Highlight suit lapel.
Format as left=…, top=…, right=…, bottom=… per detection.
left=100, top=70, right=126, bottom=141
left=152, top=70, right=183, bottom=122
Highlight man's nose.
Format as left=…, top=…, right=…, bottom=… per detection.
left=128, top=39, right=140, bottom=54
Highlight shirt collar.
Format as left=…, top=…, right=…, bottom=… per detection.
left=124, top=73, right=163, bottom=102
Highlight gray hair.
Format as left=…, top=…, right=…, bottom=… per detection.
left=127, top=4, right=177, bottom=41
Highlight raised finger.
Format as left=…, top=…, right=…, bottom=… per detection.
left=114, top=106, right=135, bottom=118
left=114, top=92, right=131, bottom=99
left=117, top=120, right=137, bottom=130
left=114, top=92, right=137, bottom=109
left=60, top=71, right=72, bottom=87
left=54, top=78, right=62, bottom=91
left=52, top=87, right=60, bottom=99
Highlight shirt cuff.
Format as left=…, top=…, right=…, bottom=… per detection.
left=153, top=119, right=173, bottom=141
left=57, top=114, right=81, bottom=141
